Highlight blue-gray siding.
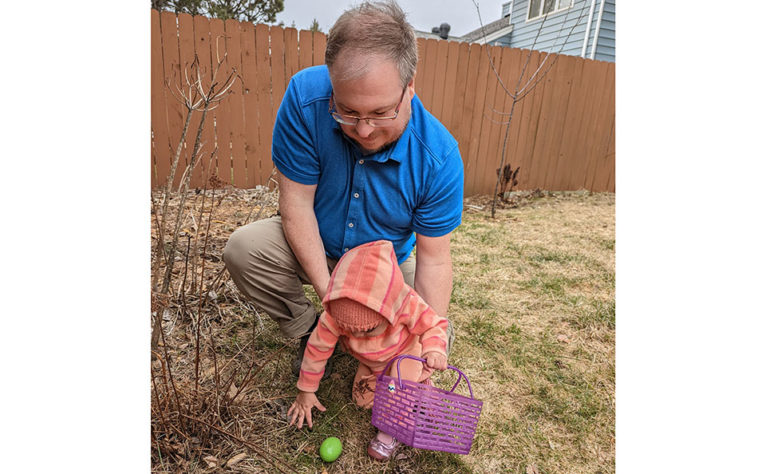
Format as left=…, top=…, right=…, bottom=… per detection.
left=487, top=0, right=615, bottom=62
left=591, top=0, right=615, bottom=62
left=493, top=34, right=513, bottom=47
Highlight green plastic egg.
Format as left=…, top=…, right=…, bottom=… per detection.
left=319, top=436, right=343, bottom=462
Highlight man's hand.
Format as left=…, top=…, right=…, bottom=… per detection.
left=423, top=351, right=448, bottom=371
left=287, top=391, right=326, bottom=429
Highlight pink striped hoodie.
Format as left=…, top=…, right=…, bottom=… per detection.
left=296, top=240, right=449, bottom=393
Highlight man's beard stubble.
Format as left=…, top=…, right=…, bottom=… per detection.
left=344, top=117, right=410, bottom=155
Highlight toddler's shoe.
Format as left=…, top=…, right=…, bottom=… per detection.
left=367, top=434, right=400, bottom=461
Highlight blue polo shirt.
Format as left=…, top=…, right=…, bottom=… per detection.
left=272, top=65, right=463, bottom=264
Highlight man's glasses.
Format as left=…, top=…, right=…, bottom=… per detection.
left=328, top=88, right=407, bottom=128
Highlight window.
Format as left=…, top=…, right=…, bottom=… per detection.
left=527, top=0, right=572, bottom=21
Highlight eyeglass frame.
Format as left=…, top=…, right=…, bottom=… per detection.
left=328, top=87, right=408, bottom=128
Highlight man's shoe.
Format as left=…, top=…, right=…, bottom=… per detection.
left=291, top=333, right=310, bottom=377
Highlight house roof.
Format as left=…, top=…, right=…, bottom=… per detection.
left=414, top=30, right=462, bottom=41
left=460, top=15, right=511, bottom=43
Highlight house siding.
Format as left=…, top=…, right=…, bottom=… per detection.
left=501, top=0, right=614, bottom=62
left=492, top=35, right=513, bottom=47
left=460, top=0, right=615, bottom=62
left=591, top=0, right=615, bottom=62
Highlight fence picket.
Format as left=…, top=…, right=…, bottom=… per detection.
left=540, top=54, right=576, bottom=190
left=284, top=27, right=299, bottom=84
left=298, top=29, right=313, bottom=71
left=439, top=40, right=461, bottom=132
left=430, top=40, right=450, bottom=121
left=312, top=31, right=326, bottom=66
left=160, top=11, right=185, bottom=189
left=270, top=27, right=287, bottom=125
left=255, top=24, right=274, bottom=185
left=570, top=56, right=602, bottom=190
left=415, top=38, right=426, bottom=96
left=454, top=43, right=481, bottom=183
left=471, top=45, right=504, bottom=196
left=516, top=50, right=545, bottom=189
left=222, top=19, right=248, bottom=188
left=519, top=50, right=552, bottom=191
left=448, top=42, right=471, bottom=144
left=190, top=15, right=216, bottom=188
left=551, top=55, right=586, bottom=190
left=489, top=47, right=523, bottom=196
left=208, top=19, right=231, bottom=184
left=174, top=13, right=197, bottom=183
left=580, top=61, right=611, bottom=191
left=463, top=43, right=492, bottom=196
left=151, top=10, right=170, bottom=188
left=501, top=48, right=529, bottom=192
left=603, top=118, right=615, bottom=192
left=589, top=62, right=615, bottom=192
left=240, top=21, right=260, bottom=189
left=420, top=39, right=438, bottom=109
left=477, top=46, right=511, bottom=195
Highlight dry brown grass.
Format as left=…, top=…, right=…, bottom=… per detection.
left=151, top=187, right=614, bottom=473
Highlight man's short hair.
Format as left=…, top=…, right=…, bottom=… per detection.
left=325, top=1, right=418, bottom=87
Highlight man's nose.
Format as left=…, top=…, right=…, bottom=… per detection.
left=354, top=119, right=374, bottom=138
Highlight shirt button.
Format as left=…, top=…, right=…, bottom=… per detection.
left=348, top=222, right=354, bottom=228
left=344, top=248, right=349, bottom=252
left=353, top=192, right=360, bottom=198
left=358, top=159, right=364, bottom=164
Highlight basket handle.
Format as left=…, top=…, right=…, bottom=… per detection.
left=380, top=354, right=475, bottom=399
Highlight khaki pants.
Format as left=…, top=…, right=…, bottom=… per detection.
left=222, top=216, right=417, bottom=339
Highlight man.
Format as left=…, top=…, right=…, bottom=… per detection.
left=223, top=0, right=463, bottom=372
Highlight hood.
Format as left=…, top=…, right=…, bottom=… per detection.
left=323, top=240, right=409, bottom=325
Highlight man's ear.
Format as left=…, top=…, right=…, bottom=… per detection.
left=407, top=76, right=416, bottom=97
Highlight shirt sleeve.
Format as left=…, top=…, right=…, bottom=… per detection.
left=296, top=312, right=340, bottom=393
left=271, top=76, right=320, bottom=185
left=411, top=143, right=464, bottom=237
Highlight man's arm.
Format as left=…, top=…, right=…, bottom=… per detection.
left=278, top=172, right=332, bottom=301
left=413, top=233, right=453, bottom=317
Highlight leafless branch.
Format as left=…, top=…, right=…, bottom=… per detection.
left=514, top=6, right=551, bottom=93
left=470, top=0, right=517, bottom=100
left=160, top=54, right=239, bottom=295
left=470, top=0, right=590, bottom=218
left=517, top=4, right=589, bottom=99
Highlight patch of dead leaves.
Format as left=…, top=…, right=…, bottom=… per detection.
left=225, top=452, right=247, bottom=467
left=202, top=455, right=218, bottom=468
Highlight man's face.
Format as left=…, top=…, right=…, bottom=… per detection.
left=330, top=58, right=415, bottom=154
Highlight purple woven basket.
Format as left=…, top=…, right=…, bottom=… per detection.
left=371, top=355, right=483, bottom=454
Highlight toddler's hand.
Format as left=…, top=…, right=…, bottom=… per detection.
left=287, top=391, right=326, bottom=429
left=423, top=351, right=448, bottom=371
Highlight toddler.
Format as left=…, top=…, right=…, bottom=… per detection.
left=287, top=240, right=450, bottom=461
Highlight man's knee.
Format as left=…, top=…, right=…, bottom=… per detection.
left=223, top=219, right=277, bottom=275
left=222, top=226, right=251, bottom=275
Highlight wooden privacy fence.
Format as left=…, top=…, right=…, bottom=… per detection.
left=151, top=10, right=615, bottom=195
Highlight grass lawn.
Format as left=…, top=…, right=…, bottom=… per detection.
left=151, top=188, right=614, bottom=473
